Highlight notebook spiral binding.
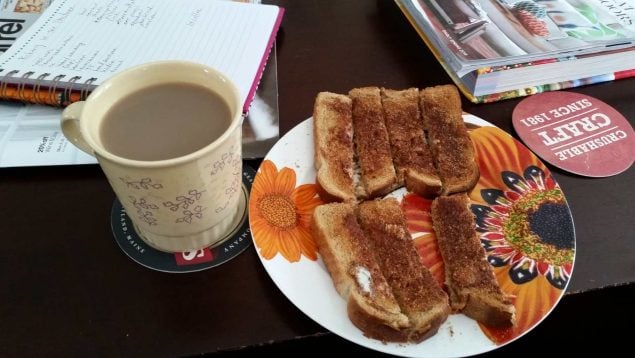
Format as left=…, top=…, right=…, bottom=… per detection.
left=0, top=69, right=98, bottom=107
left=0, top=70, right=19, bottom=100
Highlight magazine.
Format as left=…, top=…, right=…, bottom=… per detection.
left=396, top=0, right=635, bottom=102
left=0, top=0, right=53, bottom=52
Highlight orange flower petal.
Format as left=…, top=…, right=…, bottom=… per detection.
left=295, top=225, right=318, bottom=261
left=292, top=185, right=323, bottom=230
left=413, top=233, right=445, bottom=287
left=295, top=187, right=323, bottom=211
left=252, top=160, right=279, bottom=202
left=297, top=205, right=323, bottom=226
left=249, top=214, right=269, bottom=234
left=296, top=195, right=323, bottom=214
left=471, top=128, right=512, bottom=192
left=292, top=183, right=319, bottom=202
left=274, top=167, right=298, bottom=196
left=254, top=230, right=276, bottom=252
left=402, top=193, right=434, bottom=234
left=277, top=228, right=302, bottom=262
left=255, top=228, right=279, bottom=260
left=470, top=127, right=551, bottom=206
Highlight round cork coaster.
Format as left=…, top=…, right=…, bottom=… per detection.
left=513, top=91, right=635, bottom=177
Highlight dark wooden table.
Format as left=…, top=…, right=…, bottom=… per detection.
left=1, top=1, right=633, bottom=356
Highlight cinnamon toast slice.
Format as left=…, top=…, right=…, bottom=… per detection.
left=357, top=198, right=450, bottom=342
left=420, top=85, right=479, bottom=195
left=313, top=92, right=357, bottom=202
left=381, top=88, right=442, bottom=198
left=349, top=87, right=398, bottom=198
left=312, top=202, right=410, bottom=342
left=431, top=194, right=516, bottom=328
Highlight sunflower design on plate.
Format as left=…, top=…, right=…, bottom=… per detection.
left=249, top=160, right=323, bottom=262
left=403, top=125, right=575, bottom=345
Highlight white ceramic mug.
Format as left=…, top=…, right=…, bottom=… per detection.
left=61, top=61, right=244, bottom=252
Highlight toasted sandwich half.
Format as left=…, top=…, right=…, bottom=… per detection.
left=312, top=202, right=410, bottom=342
left=381, top=88, right=441, bottom=198
left=349, top=87, right=398, bottom=198
left=420, top=85, right=479, bottom=195
left=431, top=194, right=516, bottom=328
left=358, top=198, right=450, bottom=342
left=313, top=92, right=357, bottom=202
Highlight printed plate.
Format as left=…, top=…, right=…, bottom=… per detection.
left=248, top=115, right=575, bottom=357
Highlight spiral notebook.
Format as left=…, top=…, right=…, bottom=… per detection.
left=0, top=0, right=284, bottom=113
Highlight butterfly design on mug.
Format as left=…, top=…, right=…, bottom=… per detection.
left=209, top=145, right=239, bottom=176
left=120, top=177, right=163, bottom=190
left=176, top=205, right=206, bottom=224
left=128, top=196, right=159, bottom=226
left=163, top=189, right=207, bottom=224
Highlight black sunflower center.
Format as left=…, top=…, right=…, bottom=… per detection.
left=528, top=203, right=574, bottom=250
left=502, top=188, right=574, bottom=266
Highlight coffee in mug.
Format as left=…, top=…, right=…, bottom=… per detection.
left=61, top=61, right=244, bottom=253
left=100, top=82, right=232, bottom=161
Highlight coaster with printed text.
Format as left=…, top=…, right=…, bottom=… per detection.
left=110, top=165, right=255, bottom=273
left=512, top=92, right=635, bottom=177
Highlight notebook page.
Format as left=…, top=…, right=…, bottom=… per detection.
left=0, top=0, right=281, bottom=109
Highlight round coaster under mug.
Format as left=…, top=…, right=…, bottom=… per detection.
left=110, top=165, right=256, bottom=273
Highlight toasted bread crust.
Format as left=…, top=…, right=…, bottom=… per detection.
left=347, top=291, right=409, bottom=342
left=381, top=88, right=442, bottom=198
left=312, top=203, right=409, bottom=340
left=358, top=198, right=450, bottom=342
left=313, top=92, right=355, bottom=202
left=460, top=289, right=516, bottom=328
left=431, top=194, right=515, bottom=328
left=349, top=87, right=398, bottom=198
left=420, top=85, right=479, bottom=195
left=404, top=171, right=444, bottom=199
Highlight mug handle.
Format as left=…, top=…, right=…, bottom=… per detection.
left=61, top=101, right=95, bottom=156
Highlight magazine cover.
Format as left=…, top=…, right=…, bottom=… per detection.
left=1, top=0, right=53, bottom=13
left=0, top=0, right=53, bottom=53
